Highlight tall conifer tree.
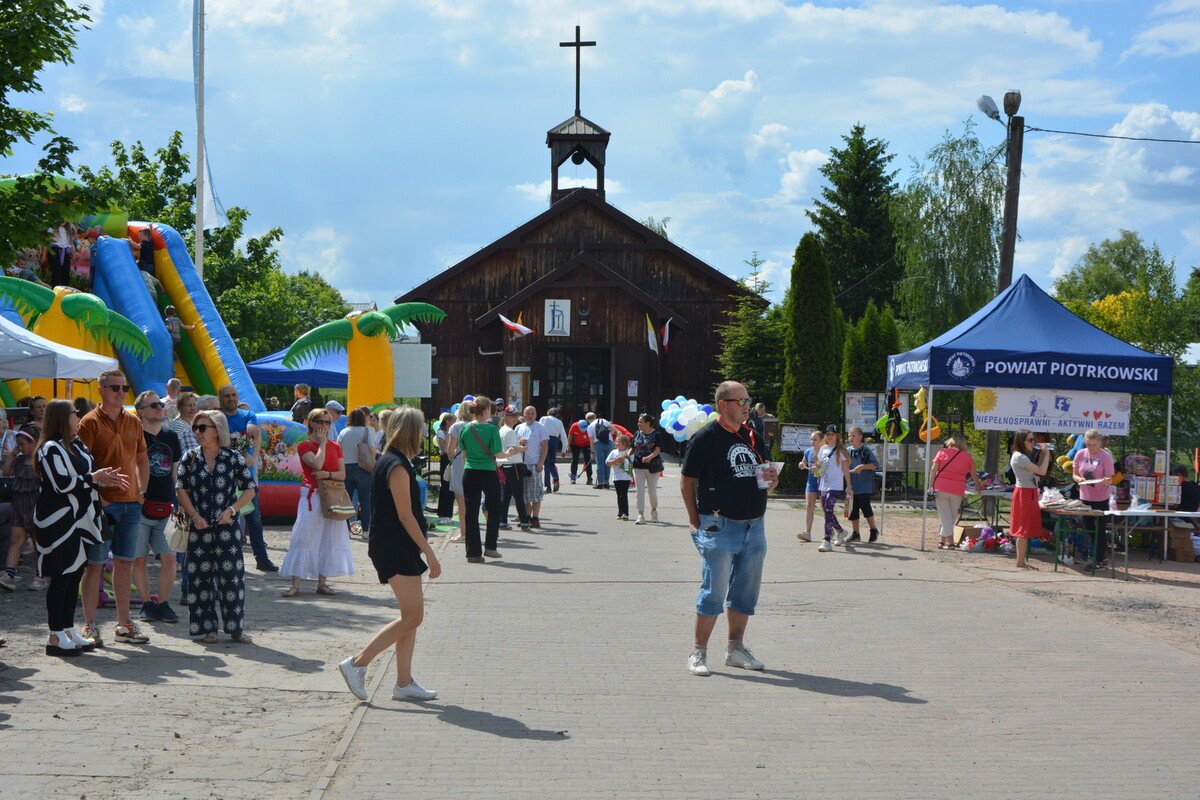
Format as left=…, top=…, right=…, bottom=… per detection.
left=779, top=234, right=842, bottom=427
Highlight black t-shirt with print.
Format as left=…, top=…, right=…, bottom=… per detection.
left=143, top=427, right=182, bottom=502
left=681, top=420, right=770, bottom=520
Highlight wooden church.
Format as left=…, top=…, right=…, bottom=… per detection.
left=397, top=30, right=756, bottom=431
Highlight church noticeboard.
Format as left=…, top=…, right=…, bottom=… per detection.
left=545, top=299, right=571, bottom=337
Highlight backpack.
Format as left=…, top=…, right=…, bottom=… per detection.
left=594, top=420, right=611, bottom=443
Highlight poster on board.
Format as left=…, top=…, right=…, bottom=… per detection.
left=972, top=388, right=1131, bottom=434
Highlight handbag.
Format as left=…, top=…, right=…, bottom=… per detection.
left=356, top=436, right=377, bottom=471
left=142, top=499, right=173, bottom=520
left=318, top=478, right=356, bottom=520
left=468, top=424, right=506, bottom=485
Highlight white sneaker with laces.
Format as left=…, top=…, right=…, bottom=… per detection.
left=393, top=679, right=437, bottom=701
left=818, top=540, right=833, bottom=552
left=688, top=648, right=711, bottom=676
left=634, top=515, right=644, bottom=525
left=725, top=646, right=764, bottom=670
left=797, top=532, right=811, bottom=542
left=833, top=532, right=846, bottom=547
left=651, top=510, right=659, bottom=523
left=30, top=575, right=47, bottom=591
left=338, top=657, right=368, bottom=701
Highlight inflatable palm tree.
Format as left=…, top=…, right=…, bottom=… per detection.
left=0, top=277, right=153, bottom=400
left=283, top=302, right=446, bottom=409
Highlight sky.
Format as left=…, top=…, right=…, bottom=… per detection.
left=6, top=0, right=1200, bottom=307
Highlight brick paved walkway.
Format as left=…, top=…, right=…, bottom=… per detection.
left=3, top=470, right=1199, bottom=799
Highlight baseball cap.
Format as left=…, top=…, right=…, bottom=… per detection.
left=824, top=424, right=838, bottom=434
left=324, top=400, right=345, bottom=412
left=503, top=404, right=520, bottom=416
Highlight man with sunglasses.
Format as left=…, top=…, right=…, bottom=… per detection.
left=218, top=385, right=277, bottom=572
left=134, top=391, right=182, bottom=624
left=680, top=381, right=778, bottom=677
left=78, top=369, right=151, bottom=646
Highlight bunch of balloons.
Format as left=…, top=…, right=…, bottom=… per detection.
left=449, top=394, right=476, bottom=415
left=659, top=396, right=718, bottom=442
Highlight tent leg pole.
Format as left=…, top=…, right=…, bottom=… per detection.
left=881, top=438, right=887, bottom=534
left=1164, top=394, right=1173, bottom=560
left=920, top=386, right=933, bottom=552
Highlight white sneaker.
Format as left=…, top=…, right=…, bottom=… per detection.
left=797, top=532, right=811, bottom=542
left=63, top=628, right=96, bottom=651
left=448, top=534, right=465, bottom=543
left=833, top=532, right=846, bottom=547
left=0, top=572, right=17, bottom=591
left=687, top=648, right=711, bottom=676
left=436, top=517, right=453, bottom=526
left=393, top=679, right=437, bottom=701
left=338, top=657, right=368, bottom=701
left=818, top=540, right=833, bottom=552
left=29, top=575, right=47, bottom=591
left=725, top=646, right=764, bottom=670
left=634, top=515, right=645, bottom=525
left=651, top=510, right=659, bottom=523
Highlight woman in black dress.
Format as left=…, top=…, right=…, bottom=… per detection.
left=34, top=400, right=129, bottom=656
left=175, top=411, right=256, bottom=643
left=338, top=406, right=442, bottom=703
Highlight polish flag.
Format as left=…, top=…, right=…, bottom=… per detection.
left=660, top=318, right=672, bottom=353
left=500, top=314, right=534, bottom=336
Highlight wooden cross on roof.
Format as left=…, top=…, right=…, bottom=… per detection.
left=560, top=25, right=596, bottom=117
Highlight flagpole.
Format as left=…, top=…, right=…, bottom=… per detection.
left=194, top=0, right=205, bottom=279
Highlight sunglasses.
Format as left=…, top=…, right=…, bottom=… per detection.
left=102, top=384, right=130, bottom=393
left=192, top=424, right=214, bottom=433
left=312, top=419, right=332, bottom=426
left=720, top=397, right=752, bottom=407
left=137, top=401, right=165, bottom=410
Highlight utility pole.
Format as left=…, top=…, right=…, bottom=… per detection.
left=195, top=0, right=206, bottom=279
left=983, top=90, right=1024, bottom=482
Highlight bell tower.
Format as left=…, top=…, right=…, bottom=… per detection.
left=547, top=26, right=610, bottom=205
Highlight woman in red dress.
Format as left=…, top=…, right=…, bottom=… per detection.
left=1008, top=428, right=1051, bottom=569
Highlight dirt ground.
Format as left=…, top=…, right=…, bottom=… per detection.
left=784, top=498, right=1200, bottom=658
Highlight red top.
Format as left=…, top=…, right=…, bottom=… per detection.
left=568, top=420, right=591, bottom=447
left=298, top=440, right=343, bottom=489
left=932, top=447, right=976, bottom=497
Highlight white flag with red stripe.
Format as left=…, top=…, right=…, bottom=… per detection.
left=660, top=318, right=672, bottom=353
left=499, top=314, right=534, bottom=336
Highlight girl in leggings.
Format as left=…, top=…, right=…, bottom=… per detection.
left=815, top=426, right=852, bottom=553
left=796, top=430, right=823, bottom=542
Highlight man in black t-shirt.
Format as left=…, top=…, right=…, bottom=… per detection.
left=680, top=380, right=778, bottom=677
left=134, top=391, right=183, bottom=624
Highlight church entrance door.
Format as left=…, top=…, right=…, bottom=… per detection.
left=546, top=347, right=610, bottom=426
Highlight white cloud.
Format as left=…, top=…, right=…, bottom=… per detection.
left=281, top=226, right=348, bottom=282
left=1124, top=0, right=1200, bottom=59
left=691, top=70, right=759, bottom=118
left=512, top=177, right=625, bottom=203
left=60, top=94, right=87, bottom=113
left=769, top=148, right=827, bottom=205
left=746, top=123, right=789, bottom=158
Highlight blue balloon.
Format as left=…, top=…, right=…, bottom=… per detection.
left=463, top=395, right=475, bottom=403
left=661, top=399, right=672, bottom=411
left=672, top=420, right=686, bottom=432
left=701, top=404, right=713, bottom=414
left=673, top=430, right=687, bottom=442
left=450, top=403, right=460, bottom=413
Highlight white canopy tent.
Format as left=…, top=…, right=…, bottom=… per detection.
left=0, top=315, right=119, bottom=380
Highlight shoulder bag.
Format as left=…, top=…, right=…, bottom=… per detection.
left=318, top=477, right=356, bottom=520
left=468, top=424, right=507, bottom=485
left=928, top=448, right=963, bottom=499
left=355, top=428, right=377, bottom=471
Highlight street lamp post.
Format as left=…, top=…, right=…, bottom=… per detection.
left=977, top=90, right=1025, bottom=483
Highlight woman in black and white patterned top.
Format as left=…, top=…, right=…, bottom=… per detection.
left=175, top=410, right=256, bottom=643
left=34, top=400, right=129, bottom=656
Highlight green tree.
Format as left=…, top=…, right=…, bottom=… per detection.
left=1183, top=267, right=1200, bottom=340
left=75, top=132, right=195, bottom=234
left=807, top=123, right=899, bottom=321
left=892, top=121, right=1005, bottom=347
left=640, top=215, right=670, bottom=240
left=714, top=252, right=784, bottom=410
left=779, top=234, right=841, bottom=427
left=0, top=2, right=111, bottom=268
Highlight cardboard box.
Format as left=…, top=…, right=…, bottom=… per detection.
left=1170, top=548, right=1195, bottom=563
left=954, top=524, right=986, bottom=544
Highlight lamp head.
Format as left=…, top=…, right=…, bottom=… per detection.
left=1003, top=90, right=1022, bottom=117
left=976, top=95, right=1001, bottom=122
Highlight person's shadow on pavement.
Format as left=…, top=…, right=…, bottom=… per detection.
left=719, top=669, right=926, bottom=704
left=0, top=666, right=36, bottom=730
left=377, top=703, right=571, bottom=740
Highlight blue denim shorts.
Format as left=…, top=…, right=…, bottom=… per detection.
left=806, top=476, right=820, bottom=494
left=97, top=501, right=146, bottom=562
left=135, top=514, right=172, bottom=558
left=691, top=513, right=767, bottom=617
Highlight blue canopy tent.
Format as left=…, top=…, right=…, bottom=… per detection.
left=886, top=274, right=1176, bottom=551
left=246, top=347, right=348, bottom=389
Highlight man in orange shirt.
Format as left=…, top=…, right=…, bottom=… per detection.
left=77, top=370, right=151, bottom=647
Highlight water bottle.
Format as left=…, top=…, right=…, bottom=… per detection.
left=1108, top=490, right=1117, bottom=511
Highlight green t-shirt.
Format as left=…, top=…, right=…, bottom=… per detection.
left=460, top=421, right=503, bottom=471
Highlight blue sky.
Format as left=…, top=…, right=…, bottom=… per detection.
left=6, top=0, right=1200, bottom=307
